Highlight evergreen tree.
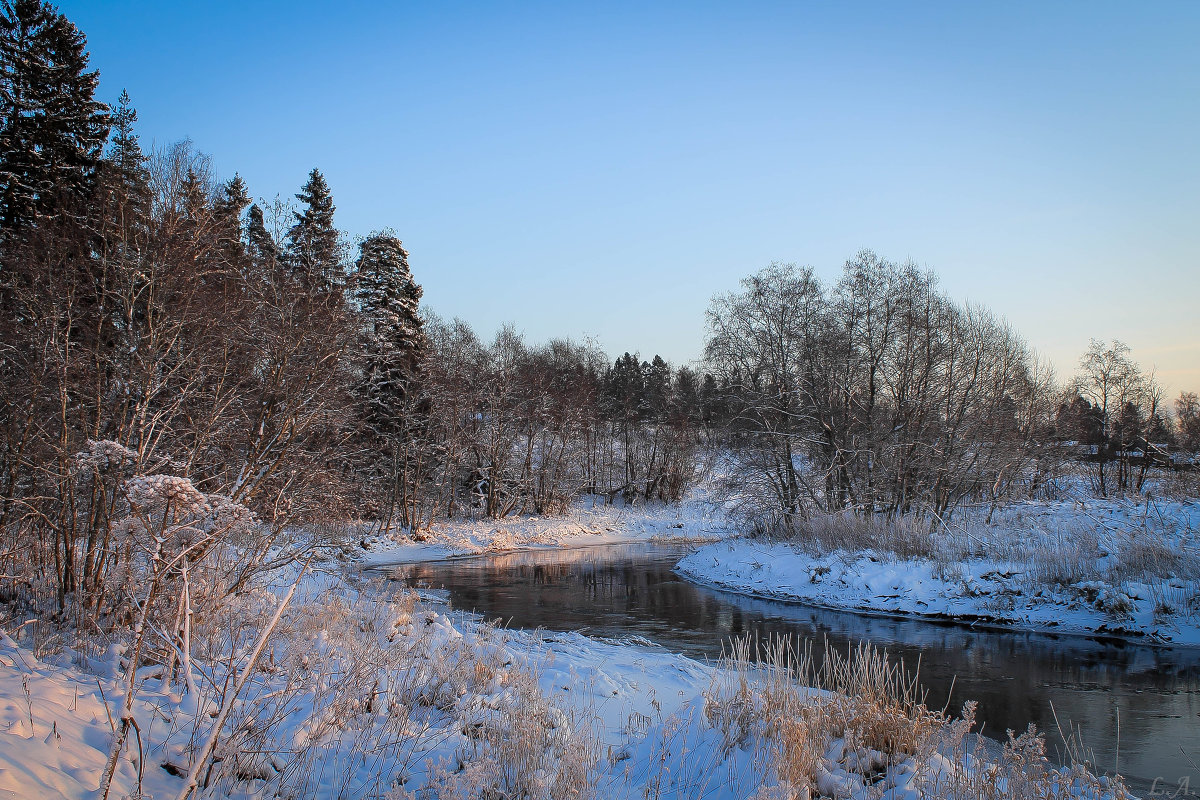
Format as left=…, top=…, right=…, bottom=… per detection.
left=644, top=354, right=671, bottom=417
left=285, top=167, right=341, bottom=294
left=100, top=89, right=149, bottom=241
left=246, top=202, right=277, bottom=271
left=1177, top=392, right=1200, bottom=452
left=0, top=0, right=109, bottom=231
left=607, top=352, right=645, bottom=419
left=171, top=168, right=223, bottom=295
left=213, top=173, right=250, bottom=275
left=699, top=373, right=721, bottom=424
left=214, top=174, right=249, bottom=226
left=356, top=232, right=423, bottom=434
left=177, top=167, right=209, bottom=238
left=90, top=90, right=149, bottom=373
left=672, top=366, right=700, bottom=421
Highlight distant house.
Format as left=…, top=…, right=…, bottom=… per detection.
left=1058, top=438, right=1189, bottom=469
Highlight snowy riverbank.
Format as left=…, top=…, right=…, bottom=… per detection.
left=2, top=493, right=1183, bottom=796
left=357, top=486, right=735, bottom=567
left=0, top=563, right=1132, bottom=800
left=358, top=488, right=1200, bottom=649
left=677, top=498, right=1200, bottom=647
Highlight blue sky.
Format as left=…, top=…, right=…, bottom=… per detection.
left=62, top=1, right=1200, bottom=394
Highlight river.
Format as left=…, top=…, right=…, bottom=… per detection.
left=378, top=541, right=1200, bottom=795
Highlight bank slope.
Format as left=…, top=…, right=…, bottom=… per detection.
left=676, top=539, right=1200, bottom=647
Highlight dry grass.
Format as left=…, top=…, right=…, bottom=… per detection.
left=702, top=634, right=942, bottom=797
left=698, top=633, right=1131, bottom=800
left=919, top=704, right=1133, bottom=800
left=767, top=505, right=1200, bottom=603
left=142, top=576, right=604, bottom=800
left=772, top=513, right=943, bottom=560
left=416, top=656, right=601, bottom=800
left=1147, top=580, right=1200, bottom=623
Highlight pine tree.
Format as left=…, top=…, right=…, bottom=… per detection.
left=672, top=366, right=700, bottom=421
left=178, top=168, right=209, bottom=237
left=356, top=232, right=424, bottom=435
left=0, top=0, right=109, bottom=231
left=608, top=353, right=645, bottom=418
left=91, top=90, right=149, bottom=371
left=285, top=168, right=342, bottom=295
left=214, top=174, right=249, bottom=227
left=700, top=373, right=720, bottom=424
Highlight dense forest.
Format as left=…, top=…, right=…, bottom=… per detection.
left=1, top=0, right=1196, bottom=623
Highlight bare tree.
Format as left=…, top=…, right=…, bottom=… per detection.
left=1072, top=340, right=1154, bottom=496
left=704, top=254, right=1058, bottom=531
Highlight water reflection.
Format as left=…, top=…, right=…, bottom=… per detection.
left=379, top=542, right=1200, bottom=794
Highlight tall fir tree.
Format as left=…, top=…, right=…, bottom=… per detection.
left=644, top=354, right=671, bottom=417
left=101, top=89, right=149, bottom=239
left=608, top=352, right=645, bottom=417
left=246, top=202, right=277, bottom=272
left=178, top=168, right=208, bottom=233
left=0, top=0, right=109, bottom=232
left=91, top=89, right=149, bottom=372
left=355, top=232, right=423, bottom=435
left=285, top=167, right=342, bottom=295
left=213, top=174, right=249, bottom=227
left=212, top=173, right=250, bottom=275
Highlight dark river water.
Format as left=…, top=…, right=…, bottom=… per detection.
left=378, top=541, right=1200, bottom=796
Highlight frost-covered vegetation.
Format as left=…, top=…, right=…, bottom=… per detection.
left=0, top=567, right=1135, bottom=800
left=679, top=495, right=1200, bottom=644
left=0, top=562, right=607, bottom=799
left=601, top=635, right=1133, bottom=800
left=1, top=0, right=1197, bottom=797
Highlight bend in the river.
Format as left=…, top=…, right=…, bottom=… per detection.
left=376, top=541, right=1200, bottom=795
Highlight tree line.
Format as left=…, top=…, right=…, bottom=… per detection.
left=0, top=1, right=712, bottom=618
left=1, top=0, right=1196, bottom=619
left=702, top=256, right=1195, bottom=530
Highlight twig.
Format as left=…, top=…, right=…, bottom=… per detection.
left=173, top=559, right=311, bottom=800
left=97, top=680, right=116, bottom=733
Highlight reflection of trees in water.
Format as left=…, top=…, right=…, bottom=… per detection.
left=386, top=544, right=1200, bottom=792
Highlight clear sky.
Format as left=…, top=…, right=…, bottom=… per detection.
left=61, top=1, right=1200, bottom=396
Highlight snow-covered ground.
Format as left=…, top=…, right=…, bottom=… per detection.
left=358, top=487, right=734, bottom=567
left=0, top=565, right=714, bottom=800
left=678, top=497, right=1200, bottom=647
left=2, top=489, right=1178, bottom=797
left=0, top=569, right=1130, bottom=800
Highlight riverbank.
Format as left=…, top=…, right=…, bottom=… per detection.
left=0, top=559, right=1134, bottom=800
left=5, top=491, right=1190, bottom=796
left=0, top=567, right=710, bottom=800
left=363, top=489, right=1200, bottom=648
left=356, top=485, right=735, bottom=566
left=676, top=497, right=1200, bottom=647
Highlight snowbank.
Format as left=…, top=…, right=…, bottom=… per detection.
left=0, top=613, right=1131, bottom=800
left=677, top=498, right=1200, bottom=647
left=359, top=486, right=734, bottom=567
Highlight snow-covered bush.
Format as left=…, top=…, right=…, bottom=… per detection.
left=180, top=582, right=601, bottom=800
left=1072, top=581, right=1136, bottom=617
left=918, top=705, right=1132, bottom=800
